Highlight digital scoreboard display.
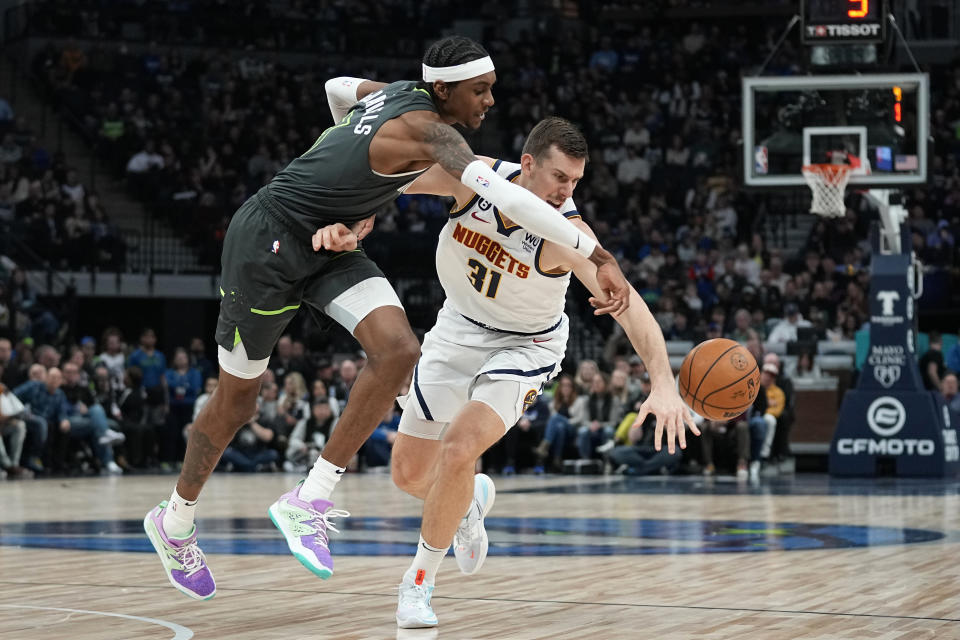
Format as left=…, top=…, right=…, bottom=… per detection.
left=802, top=0, right=887, bottom=43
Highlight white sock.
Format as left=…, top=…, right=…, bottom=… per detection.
left=403, top=535, right=448, bottom=586
left=162, top=488, right=197, bottom=539
left=299, top=454, right=345, bottom=502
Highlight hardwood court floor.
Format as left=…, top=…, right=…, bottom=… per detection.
left=1, top=472, right=959, bottom=639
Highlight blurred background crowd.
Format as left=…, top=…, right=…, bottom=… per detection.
left=1, top=0, right=958, bottom=480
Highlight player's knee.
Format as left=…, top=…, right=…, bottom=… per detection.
left=369, top=332, right=419, bottom=377
left=391, top=453, right=426, bottom=493
left=439, top=436, right=478, bottom=469
left=393, top=333, right=421, bottom=371
left=211, top=381, right=260, bottom=427
left=227, top=396, right=258, bottom=428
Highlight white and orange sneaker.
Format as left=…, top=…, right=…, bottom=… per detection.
left=396, top=575, right=438, bottom=629
left=453, top=473, right=495, bottom=575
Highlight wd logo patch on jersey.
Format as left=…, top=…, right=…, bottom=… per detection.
left=522, top=232, right=541, bottom=253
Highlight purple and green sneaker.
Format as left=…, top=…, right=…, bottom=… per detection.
left=268, top=481, right=350, bottom=579
left=143, top=501, right=216, bottom=600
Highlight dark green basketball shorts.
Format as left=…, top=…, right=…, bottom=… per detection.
left=214, top=193, right=387, bottom=361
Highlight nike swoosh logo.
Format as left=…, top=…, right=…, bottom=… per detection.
left=575, top=236, right=580, bottom=249
left=533, top=338, right=552, bottom=343
left=335, top=469, right=345, bottom=475
left=471, top=211, right=488, bottom=223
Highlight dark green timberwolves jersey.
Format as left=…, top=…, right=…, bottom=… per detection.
left=264, top=80, right=437, bottom=236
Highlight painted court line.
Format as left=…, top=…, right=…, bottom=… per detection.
left=0, top=604, right=194, bottom=639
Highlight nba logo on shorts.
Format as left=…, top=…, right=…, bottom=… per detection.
left=271, top=240, right=280, bottom=254
left=476, top=175, right=490, bottom=188
left=754, top=146, right=768, bottom=175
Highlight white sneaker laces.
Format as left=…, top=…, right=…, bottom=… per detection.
left=174, top=542, right=206, bottom=578
left=307, top=507, right=351, bottom=547
left=399, top=582, right=432, bottom=609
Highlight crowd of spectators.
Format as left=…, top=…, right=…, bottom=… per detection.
left=1, top=3, right=958, bottom=479
left=24, top=10, right=957, bottom=317
left=3, top=319, right=959, bottom=480
left=0, top=327, right=389, bottom=478
left=0, top=98, right=126, bottom=270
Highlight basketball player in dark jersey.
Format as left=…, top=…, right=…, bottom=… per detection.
left=144, top=36, right=631, bottom=600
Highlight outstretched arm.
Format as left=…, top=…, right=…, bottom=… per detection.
left=563, top=219, right=700, bottom=453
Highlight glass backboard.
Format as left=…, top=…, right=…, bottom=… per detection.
left=742, top=74, right=928, bottom=187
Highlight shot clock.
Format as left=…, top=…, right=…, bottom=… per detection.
left=802, top=0, right=887, bottom=43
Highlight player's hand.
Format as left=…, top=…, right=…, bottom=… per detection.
left=633, top=386, right=701, bottom=455
left=312, top=215, right=375, bottom=252
left=589, top=261, right=630, bottom=317
left=312, top=223, right=357, bottom=252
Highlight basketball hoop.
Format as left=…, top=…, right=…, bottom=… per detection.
left=802, top=163, right=851, bottom=218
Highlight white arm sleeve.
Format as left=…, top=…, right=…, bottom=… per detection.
left=324, top=77, right=367, bottom=122
left=459, top=160, right=597, bottom=258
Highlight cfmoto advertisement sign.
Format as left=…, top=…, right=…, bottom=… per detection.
left=831, top=247, right=956, bottom=477
left=831, top=390, right=956, bottom=476
left=836, top=396, right=934, bottom=457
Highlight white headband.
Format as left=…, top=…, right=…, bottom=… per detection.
left=422, top=56, right=495, bottom=83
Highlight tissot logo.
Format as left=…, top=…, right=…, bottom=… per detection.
left=872, top=290, right=904, bottom=326
left=806, top=23, right=882, bottom=38
left=877, top=291, right=899, bottom=316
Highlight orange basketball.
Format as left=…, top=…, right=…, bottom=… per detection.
left=678, top=338, right=760, bottom=421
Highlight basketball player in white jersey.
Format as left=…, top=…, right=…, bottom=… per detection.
left=318, top=118, right=697, bottom=626
left=330, top=117, right=693, bottom=627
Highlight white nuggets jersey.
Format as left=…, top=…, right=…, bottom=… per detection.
left=435, top=160, right=579, bottom=333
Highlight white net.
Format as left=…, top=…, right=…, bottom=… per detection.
left=802, top=163, right=851, bottom=218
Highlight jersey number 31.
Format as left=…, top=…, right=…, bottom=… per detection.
left=467, top=259, right=502, bottom=299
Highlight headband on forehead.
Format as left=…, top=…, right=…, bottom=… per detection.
left=422, top=56, right=495, bottom=83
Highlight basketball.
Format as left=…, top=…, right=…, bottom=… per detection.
left=678, top=338, right=760, bottom=421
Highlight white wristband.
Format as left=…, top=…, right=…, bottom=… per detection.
left=459, top=160, right=596, bottom=258
left=573, top=229, right=597, bottom=258
left=324, top=77, right=366, bottom=122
